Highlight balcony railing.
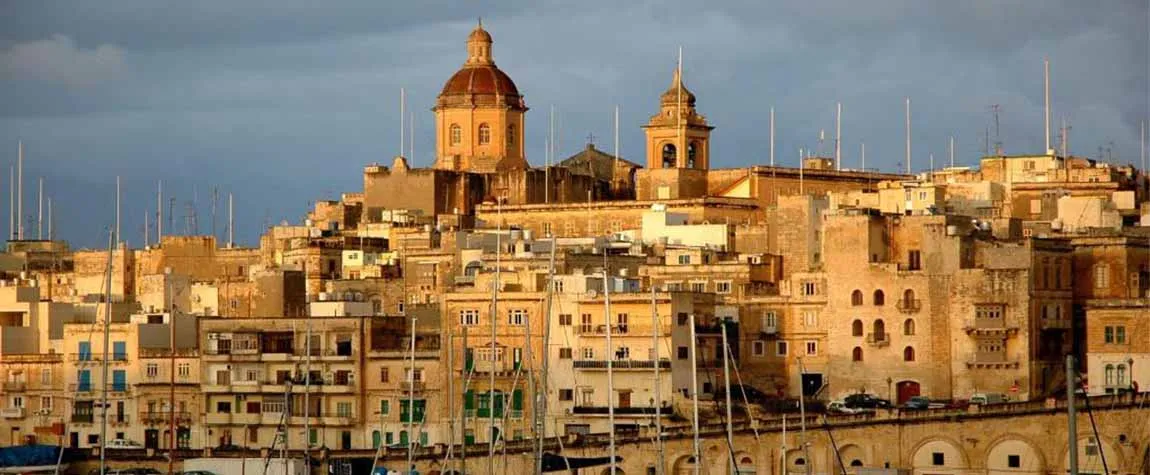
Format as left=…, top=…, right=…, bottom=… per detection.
left=963, top=320, right=1019, bottom=336
left=576, top=324, right=634, bottom=336
left=401, top=381, right=427, bottom=392
left=69, top=353, right=130, bottom=363
left=573, top=359, right=671, bottom=370
left=139, top=411, right=192, bottom=425
left=0, top=407, right=25, bottom=419
left=3, top=381, right=26, bottom=392
left=69, top=384, right=92, bottom=393
left=865, top=332, right=890, bottom=347
left=571, top=406, right=661, bottom=415
left=71, top=413, right=94, bottom=423
left=897, top=299, right=921, bottom=313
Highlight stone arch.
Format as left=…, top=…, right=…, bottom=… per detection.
left=873, top=289, right=885, bottom=306
left=599, top=468, right=625, bottom=475
left=910, top=436, right=969, bottom=470
left=1059, top=434, right=1123, bottom=475
left=851, top=289, right=864, bottom=305
left=733, top=451, right=756, bottom=474
left=672, top=454, right=699, bottom=475
left=785, top=448, right=808, bottom=474
left=852, top=319, right=864, bottom=336
left=984, top=433, right=1046, bottom=475
left=662, top=143, right=678, bottom=168
left=837, top=443, right=867, bottom=471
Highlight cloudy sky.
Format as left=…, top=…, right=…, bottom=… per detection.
left=1, top=1, right=1147, bottom=248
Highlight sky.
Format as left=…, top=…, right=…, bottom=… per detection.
left=1, top=1, right=1147, bottom=249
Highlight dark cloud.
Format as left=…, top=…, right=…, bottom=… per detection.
left=0, top=0, right=1146, bottom=248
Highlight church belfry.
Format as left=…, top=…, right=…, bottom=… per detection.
left=433, top=21, right=528, bottom=173
left=641, top=66, right=713, bottom=170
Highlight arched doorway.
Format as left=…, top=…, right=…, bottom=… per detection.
left=673, top=455, right=698, bottom=475
left=896, top=380, right=920, bottom=404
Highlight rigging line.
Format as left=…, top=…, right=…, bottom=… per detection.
left=1081, top=393, right=1111, bottom=475
left=821, top=413, right=849, bottom=475
left=724, top=339, right=760, bottom=440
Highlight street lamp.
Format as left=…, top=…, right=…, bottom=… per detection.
left=1128, top=357, right=1135, bottom=395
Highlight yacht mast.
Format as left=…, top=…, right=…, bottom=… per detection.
left=534, top=236, right=557, bottom=474
left=650, top=286, right=664, bottom=475
left=407, top=316, right=418, bottom=473
left=98, top=227, right=114, bottom=474
left=721, top=323, right=736, bottom=473
left=489, top=200, right=501, bottom=474
left=688, top=313, right=701, bottom=475
left=603, top=253, right=617, bottom=474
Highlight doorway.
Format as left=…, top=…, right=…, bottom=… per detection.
left=618, top=391, right=631, bottom=408
left=896, top=380, right=920, bottom=404
left=801, top=373, right=824, bottom=397
left=69, top=432, right=78, bottom=449
left=145, top=429, right=159, bottom=450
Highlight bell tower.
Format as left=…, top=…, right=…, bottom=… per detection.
left=642, top=66, right=713, bottom=170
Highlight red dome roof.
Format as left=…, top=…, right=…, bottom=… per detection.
left=440, top=65, right=520, bottom=97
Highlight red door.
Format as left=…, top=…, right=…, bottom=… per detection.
left=896, top=381, right=920, bottom=404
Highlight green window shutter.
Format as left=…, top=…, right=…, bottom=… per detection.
left=464, top=390, right=474, bottom=410
left=419, top=431, right=428, bottom=446
left=465, top=349, right=474, bottom=371
left=386, top=432, right=393, bottom=445
left=414, top=399, right=426, bottom=422
left=400, top=400, right=410, bottom=423
left=512, top=389, right=523, bottom=410
left=493, top=392, right=504, bottom=418
left=399, top=430, right=408, bottom=446
left=372, top=431, right=381, bottom=449
left=381, top=400, right=389, bottom=415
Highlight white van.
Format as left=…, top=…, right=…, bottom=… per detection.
left=970, top=393, right=1008, bottom=405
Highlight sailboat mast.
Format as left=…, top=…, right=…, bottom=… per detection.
left=721, top=323, right=736, bottom=474
left=303, top=304, right=312, bottom=464
left=461, top=326, right=468, bottom=475
left=650, top=286, right=664, bottom=475
left=688, top=313, right=701, bottom=475
left=98, top=227, right=114, bottom=474
left=799, top=357, right=811, bottom=475
left=603, top=254, right=616, bottom=474
left=408, top=316, right=418, bottom=473
left=1067, top=354, right=1078, bottom=475
left=489, top=200, right=501, bottom=474
left=535, top=236, right=557, bottom=474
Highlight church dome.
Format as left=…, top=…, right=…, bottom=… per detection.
left=660, top=68, right=696, bottom=107
left=436, top=22, right=526, bottom=111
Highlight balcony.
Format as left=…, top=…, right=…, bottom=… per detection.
left=963, top=320, right=1019, bottom=336
left=109, top=415, right=131, bottom=426
left=897, top=299, right=921, bottom=313
left=110, top=384, right=130, bottom=394
left=3, top=381, right=26, bottom=392
left=400, top=381, right=427, bottom=393
left=71, top=413, right=94, bottom=424
left=965, top=359, right=1020, bottom=370
left=454, top=275, right=476, bottom=286
left=139, top=411, right=192, bottom=425
left=576, top=324, right=640, bottom=336
left=865, top=332, right=890, bottom=348
left=1, top=407, right=25, bottom=419
left=573, top=359, right=671, bottom=371
left=69, top=384, right=93, bottom=394
left=571, top=406, right=661, bottom=415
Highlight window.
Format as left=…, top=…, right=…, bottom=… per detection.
left=559, top=389, right=574, bottom=401
left=690, top=281, right=705, bottom=293
left=762, top=311, right=777, bottom=330
left=932, top=452, right=945, bottom=466
left=508, top=309, right=527, bottom=325
left=805, top=341, right=817, bottom=355
left=216, top=401, right=232, bottom=413
left=542, top=222, right=552, bottom=236
left=380, top=367, right=390, bottom=383
left=716, top=281, right=732, bottom=294
left=851, top=290, right=863, bottom=306
left=851, top=319, right=863, bottom=337
left=873, top=319, right=886, bottom=339
left=450, top=124, right=461, bottom=145
left=146, top=363, right=159, bottom=378
left=380, top=400, right=390, bottom=415
left=337, top=402, right=352, bottom=418
left=262, top=396, right=285, bottom=414
left=559, top=348, right=572, bottom=359
left=903, top=346, right=915, bottom=362
left=873, top=290, right=885, bottom=306
left=752, top=341, right=765, bottom=356
left=478, top=123, right=491, bottom=144
left=1105, top=326, right=1115, bottom=344
left=852, top=347, right=863, bottom=362
left=801, top=281, right=817, bottom=296
left=776, top=341, right=788, bottom=356
left=661, top=143, right=677, bottom=168
left=1117, top=364, right=1127, bottom=386
left=558, top=314, right=572, bottom=326
left=580, top=314, right=593, bottom=333
left=803, top=311, right=817, bottom=328
left=904, top=319, right=916, bottom=336
left=1094, top=264, right=1110, bottom=289
left=615, top=347, right=630, bottom=360
left=460, top=309, right=480, bottom=326
left=616, top=313, right=629, bottom=333
left=677, top=313, right=688, bottom=326
left=581, top=347, right=594, bottom=360
left=507, top=124, right=516, bottom=145
left=11, top=396, right=23, bottom=408
left=1007, top=455, right=1021, bottom=468
left=40, top=369, right=50, bottom=385
left=177, top=363, right=190, bottom=378
left=677, top=347, right=689, bottom=360
left=1116, top=326, right=1127, bottom=344
left=40, top=396, right=51, bottom=410
left=907, top=250, right=921, bottom=270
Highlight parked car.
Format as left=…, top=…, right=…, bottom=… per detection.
left=105, top=439, right=144, bottom=449
left=828, top=400, right=871, bottom=414
left=720, top=384, right=773, bottom=404
left=844, top=393, right=891, bottom=409
left=943, top=399, right=970, bottom=410
left=903, top=396, right=932, bottom=410
left=969, top=393, right=1009, bottom=405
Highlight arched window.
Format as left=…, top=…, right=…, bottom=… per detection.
left=903, top=318, right=915, bottom=336
left=1104, top=364, right=1115, bottom=386
left=851, top=290, right=863, bottom=306
left=851, top=319, right=863, bottom=337
left=687, top=141, right=698, bottom=168
left=478, top=123, right=491, bottom=145
left=873, top=290, right=885, bottom=306
left=1117, top=364, right=1127, bottom=386
left=852, top=347, right=863, bottom=362
left=902, top=289, right=915, bottom=306
left=873, top=319, right=886, bottom=339
left=850, top=460, right=863, bottom=467
left=450, top=124, right=462, bottom=145
left=903, top=346, right=915, bottom=362
left=662, top=144, right=677, bottom=168
left=507, top=124, right=516, bottom=145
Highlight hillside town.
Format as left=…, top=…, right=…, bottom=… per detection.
left=1, top=22, right=1148, bottom=475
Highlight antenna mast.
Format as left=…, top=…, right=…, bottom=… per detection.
left=400, top=88, right=406, bottom=156
left=835, top=102, right=842, bottom=170
left=1044, top=58, right=1051, bottom=153
left=991, top=104, right=1002, bottom=155
left=769, top=107, right=775, bottom=166
left=905, top=98, right=911, bottom=174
